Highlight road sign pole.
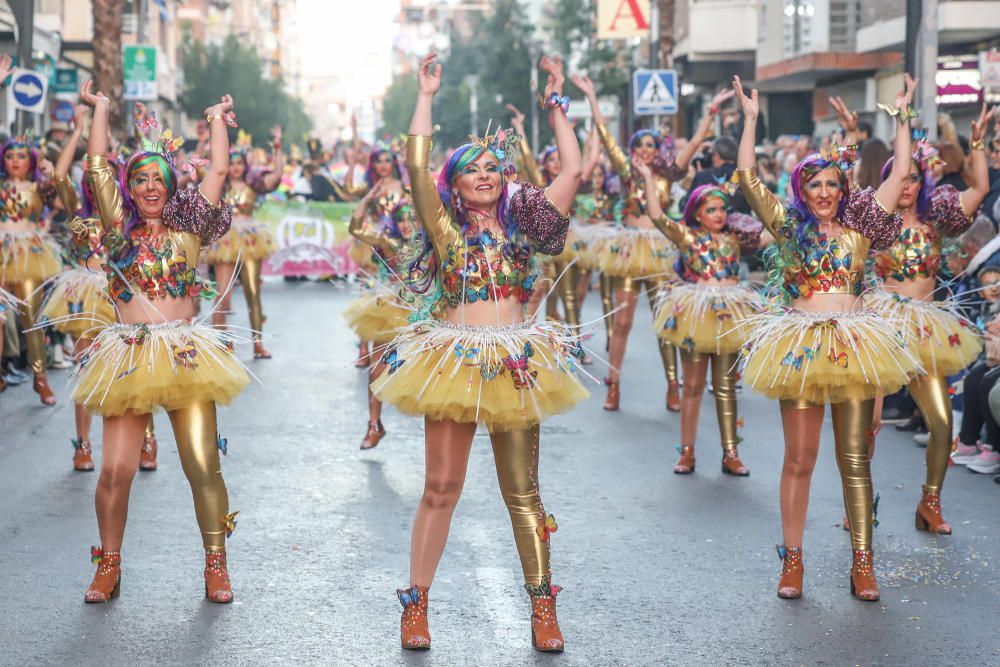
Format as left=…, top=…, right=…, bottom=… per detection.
left=650, top=1, right=660, bottom=129
left=10, top=0, right=35, bottom=134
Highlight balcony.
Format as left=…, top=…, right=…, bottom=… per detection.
left=675, top=0, right=759, bottom=60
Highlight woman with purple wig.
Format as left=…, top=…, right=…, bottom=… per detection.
left=74, top=80, right=248, bottom=604
left=371, top=53, right=585, bottom=652
left=635, top=170, right=768, bottom=476
left=205, top=126, right=284, bottom=360
left=574, top=74, right=732, bottom=413
left=867, top=102, right=995, bottom=534
left=734, top=75, right=921, bottom=602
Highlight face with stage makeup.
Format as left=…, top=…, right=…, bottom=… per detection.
left=3, top=145, right=32, bottom=180
left=542, top=149, right=561, bottom=179
left=631, top=133, right=658, bottom=166
left=452, top=150, right=502, bottom=210
left=372, top=151, right=396, bottom=179
left=897, top=162, right=923, bottom=210
left=695, top=196, right=728, bottom=233
left=129, top=161, right=172, bottom=220
left=228, top=153, right=247, bottom=181
left=801, top=166, right=845, bottom=222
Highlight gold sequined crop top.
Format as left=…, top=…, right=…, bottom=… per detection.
left=87, top=155, right=232, bottom=303
left=737, top=167, right=899, bottom=299
left=651, top=213, right=762, bottom=282
left=224, top=172, right=279, bottom=217
left=596, top=124, right=685, bottom=220
left=0, top=179, right=56, bottom=225
left=873, top=185, right=971, bottom=282
left=407, top=134, right=569, bottom=311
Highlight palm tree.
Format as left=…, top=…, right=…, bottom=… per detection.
left=92, top=0, right=124, bottom=135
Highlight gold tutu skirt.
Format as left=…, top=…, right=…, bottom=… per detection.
left=867, top=288, right=982, bottom=377
left=204, top=219, right=277, bottom=263
left=343, top=291, right=411, bottom=345
left=73, top=320, right=251, bottom=417
left=0, top=230, right=62, bottom=284
left=598, top=228, right=676, bottom=279
left=653, top=283, right=764, bottom=354
left=0, top=285, right=22, bottom=313
left=371, top=319, right=590, bottom=432
left=575, top=224, right=613, bottom=271
left=38, top=268, right=115, bottom=338
left=349, top=239, right=379, bottom=273
left=551, top=227, right=580, bottom=265
left=739, top=308, right=921, bottom=404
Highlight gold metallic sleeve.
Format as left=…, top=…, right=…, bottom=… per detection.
left=596, top=122, right=630, bottom=181
left=406, top=134, right=459, bottom=260
left=53, top=174, right=79, bottom=214
left=86, top=154, right=125, bottom=235
left=650, top=213, right=690, bottom=248
left=736, top=167, right=786, bottom=238
left=518, top=137, right=545, bottom=187
left=349, top=212, right=399, bottom=256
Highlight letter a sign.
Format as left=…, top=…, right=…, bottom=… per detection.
left=596, top=0, right=651, bottom=40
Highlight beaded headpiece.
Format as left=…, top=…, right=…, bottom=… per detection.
left=910, top=128, right=943, bottom=171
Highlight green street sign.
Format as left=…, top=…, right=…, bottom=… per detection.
left=123, top=44, right=157, bottom=101
left=52, top=67, right=78, bottom=93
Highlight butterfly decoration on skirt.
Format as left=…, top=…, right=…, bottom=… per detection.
left=781, top=352, right=804, bottom=371
left=172, top=341, right=199, bottom=369
left=67, top=300, right=84, bottom=314
left=503, top=353, right=538, bottom=390
left=948, top=333, right=960, bottom=347
left=222, top=511, right=240, bottom=539
left=382, top=347, right=406, bottom=374
left=828, top=349, right=849, bottom=368
left=536, top=514, right=558, bottom=542
left=217, top=433, right=228, bottom=456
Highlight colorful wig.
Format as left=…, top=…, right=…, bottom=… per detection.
left=119, top=152, right=179, bottom=237
left=364, top=148, right=404, bottom=190
left=682, top=185, right=731, bottom=228
left=627, top=129, right=676, bottom=179
left=436, top=143, right=513, bottom=236
left=0, top=140, right=42, bottom=182
left=880, top=156, right=933, bottom=218
left=788, top=153, right=850, bottom=244
left=539, top=146, right=559, bottom=185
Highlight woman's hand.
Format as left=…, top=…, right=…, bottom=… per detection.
left=0, top=53, right=13, bottom=85
left=710, top=88, right=735, bottom=112
left=571, top=73, right=597, bottom=101
left=417, top=52, right=442, bottom=97
left=72, top=104, right=89, bottom=131
left=79, top=79, right=109, bottom=108
left=732, top=76, right=758, bottom=121
left=539, top=55, right=565, bottom=93
left=506, top=103, right=526, bottom=137
left=271, top=125, right=283, bottom=145
left=829, top=96, right=858, bottom=133
left=895, top=73, right=918, bottom=113
left=630, top=156, right=652, bottom=181
left=204, top=94, right=234, bottom=120
left=970, top=102, right=997, bottom=143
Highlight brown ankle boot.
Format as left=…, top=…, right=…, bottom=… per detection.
left=360, top=420, right=386, bottom=450
left=721, top=447, right=750, bottom=476
left=666, top=380, right=681, bottom=412
left=674, top=445, right=695, bottom=474
left=397, top=585, right=431, bottom=650
left=139, top=432, right=158, bottom=471
left=603, top=382, right=620, bottom=411
left=72, top=438, right=95, bottom=472
left=253, top=342, right=272, bottom=360
left=776, top=545, right=803, bottom=599
left=915, top=489, right=952, bottom=534
left=526, top=579, right=564, bottom=652
left=84, top=547, right=121, bottom=603
left=205, top=550, right=234, bottom=603
left=33, top=372, right=56, bottom=406
left=850, top=549, right=879, bottom=601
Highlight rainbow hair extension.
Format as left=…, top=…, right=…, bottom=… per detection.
left=119, top=152, right=179, bottom=237
left=683, top=185, right=731, bottom=228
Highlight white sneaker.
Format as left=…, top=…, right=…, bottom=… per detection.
left=912, top=432, right=929, bottom=447
left=967, top=448, right=1000, bottom=474
left=951, top=441, right=984, bottom=465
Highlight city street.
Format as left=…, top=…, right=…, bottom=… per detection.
left=1, top=280, right=998, bottom=666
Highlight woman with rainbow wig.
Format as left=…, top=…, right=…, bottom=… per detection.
left=636, top=173, right=767, bottom=476
left=734, top=75, right=922, bottom=602
left=205, top=126, right=284, bottom=360
left=74, top=81, right=248, bottom=605
left=866, top=102, right=995, bottom=534
left=371, top=53, right=586, bottom=652
left=0, top=77, right=63, bottom=404
left=575, top=74, right=733, bottom=413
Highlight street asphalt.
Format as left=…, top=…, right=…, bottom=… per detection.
left=1, top=279, right=998, bottom=666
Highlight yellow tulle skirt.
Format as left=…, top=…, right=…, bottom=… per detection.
left=551, top=227, right=580, bottom=265
left=39, top=268, right=116, bottom=338
left=739, top=308, right=922, bottom=404
left=371, top=319, right=590, bottom=432
left=204, top=219, right=277, bottom=264
left=598, top=228, right=676, bottom=279
left=867, top=288, right=982, bottom=377
left=0, top=285, right=22, bottom=313
left=575, top=224, right=613, bottom=271
left=653, top=282, right=764, bottom=354
left=0, top=230, right=62, bottom=284
left=349, top=239, right=379, bottom=273
left=73, top=320, right=251, bottom=417
left=342, top=291, right=411, bottom=345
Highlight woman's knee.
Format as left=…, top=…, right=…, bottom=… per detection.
left=421, top=475, right=464, bottom=511
left=98, top=460, right=137, bottom=490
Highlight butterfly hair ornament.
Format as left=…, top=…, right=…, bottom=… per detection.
left=134, top=111, right=185, bottom=165
left=818, top=141, right=859, bottom=171
left=468, top=120, right=523, bottom=178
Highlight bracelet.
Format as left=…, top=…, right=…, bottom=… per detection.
left=205, top=114, right=221, bottom=125
left=709, top=103, right=720, bottom=115
left=971, top=138, right=985, bottom=151
left=876, top=103, right=917, bottom=123
left=540, top=92, right=570, bottom=114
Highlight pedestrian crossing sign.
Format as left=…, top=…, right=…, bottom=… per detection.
left=633, top=69, right=678, bottom=115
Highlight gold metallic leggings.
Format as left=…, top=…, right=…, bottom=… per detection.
left=12, top=279, right=47, bottom=374
left=545, top=260, right=580, bottom=328
left=239, top=258, right=265, bottom=342
left=679, top=350, right=739, bottom=449
left=612, top=275, right=678, bottom=382
left=600, top=273, right=614, bottom=343
left=908, top=374, right=952, bottom=493
left=779, top=398, right=874, bottom=551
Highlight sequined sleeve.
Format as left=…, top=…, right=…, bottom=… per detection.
left=927, top=184, right=972, bottom=237
left=508, top=182, right=570, bottom=256
left=163, top=187, right=233, bottom=244
left=596, top=123, right=630, bottom=181
left=725, top=212, right=764, bottom=253
left=736, top=168, right=786, bottom=239
left=517, top=137, right=546, bottom=187
left=53, top=175, right=80, bottom=214
left=650, top=213, right=691, bottom=248
left=86, top=154, right=126, bottom=235
left=407, top=134, right=460, bottom=261
left=662, top=162, right=687, bottom=182
left=843, top=187, right=901, bottom=251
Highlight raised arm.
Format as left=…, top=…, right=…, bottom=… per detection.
left=53, top=104, right=87, bottom=213
left=508, top=103, right=544, bottom=187
left=539, top=56, right=581, bottom=214
left=632, top=156, right=686, bottom=246
left=874, top=74, right=918, bottom=212
left=732, top=76, right=785, bottom=234
left=199, top=94, right=234, bottom=205
left=961, top=102, right=997, bottom=216
left=79, top=80, right=122, bottom=233
left=674, top=89, right=734, bottom=171
left=260, top=126, right=285, bottom=192
left=343, top=117, right=369, bottom=198
left=581, top=128, right=601, bottom=183
left=574, top=74, right=629, bottom=179
left=349, top=182, right=399, bottom=255
left=829, top=96, right=859, bottom=147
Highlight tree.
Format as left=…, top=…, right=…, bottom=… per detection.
left=92, top=0, right=125, bottom=135
left=180, top=35, right=312, bottom=148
